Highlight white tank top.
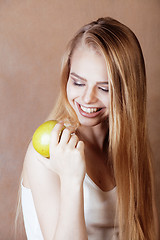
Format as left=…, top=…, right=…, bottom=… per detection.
left=21, top=174, right=119, bottom=240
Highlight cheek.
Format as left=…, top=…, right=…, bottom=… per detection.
left=98, top=91, right=110, bottom=105
left=66, top=82, right=76, bottom=103
left=105, top=96, right=110, bottom=106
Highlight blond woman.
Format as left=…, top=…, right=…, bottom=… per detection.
left=17, top=17, right=158, bottom=240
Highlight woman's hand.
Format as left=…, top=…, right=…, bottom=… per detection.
left=37, top=123, right=86, bottom=185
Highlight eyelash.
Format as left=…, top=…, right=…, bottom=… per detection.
left=98, top=87, right=109, bottom=92
left=73, top=81, right=85, bottom=87
left=72, top=81, right=109, bottom=92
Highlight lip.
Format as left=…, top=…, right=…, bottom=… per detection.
left=75, top=102, right=105, bottom=118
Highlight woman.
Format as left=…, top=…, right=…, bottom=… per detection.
left=17, top=17, right=158, bottom=240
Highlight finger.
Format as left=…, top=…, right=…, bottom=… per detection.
left=68, top=134, right=79, bottom=148
left=50, top=123, right=64, bottom=147
left=76, top=140, right=84, bottom=152
left=59, top=127, right=76, bottom=145
left=59, top=128, right=74, bottom=145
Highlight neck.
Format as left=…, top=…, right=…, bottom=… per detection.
left=76, top=119, right=109, bottom=151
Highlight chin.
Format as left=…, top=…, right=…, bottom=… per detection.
left=78, top=116, right=108, bottom=127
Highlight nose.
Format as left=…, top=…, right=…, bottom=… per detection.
left=82, top=86, right=97, bottom=104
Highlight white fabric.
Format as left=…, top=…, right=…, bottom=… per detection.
left=21, top=174, right=119, bottom=240
left=21, top=180, right=44, bottom=240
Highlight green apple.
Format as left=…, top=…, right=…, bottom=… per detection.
left=32, top=120, right=64, bottom=158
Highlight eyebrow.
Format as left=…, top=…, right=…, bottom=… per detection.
left=70, top=72, right=109, bottom=84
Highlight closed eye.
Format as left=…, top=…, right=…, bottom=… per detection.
left=73, top=82, right=85, bottom=87
left=71, top=78, right=85, bottom=87
left=71, top=77, right=109, bottom=91
left=98, top=86, right=109, bottom=92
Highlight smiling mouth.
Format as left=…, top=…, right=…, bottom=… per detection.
left=80, top=104, right=102, bottom=113
left=76, top=102, right=105, bottom=118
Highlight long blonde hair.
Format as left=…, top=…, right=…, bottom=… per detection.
left=16, top=17, right=158, bottom=239
left=48, top=17, right=158, bottom=239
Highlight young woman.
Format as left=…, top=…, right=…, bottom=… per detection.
left=17, top=17, right=158, bottom=240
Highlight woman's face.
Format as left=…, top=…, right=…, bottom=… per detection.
left=67, top=46, right=110, bottom=127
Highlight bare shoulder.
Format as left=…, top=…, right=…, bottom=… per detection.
left=22, top=141, right=60, bottom=190
left=22, top=141, right=61, bottom=239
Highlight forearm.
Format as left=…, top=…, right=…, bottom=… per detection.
left=53, top=180, right=88, bottom=240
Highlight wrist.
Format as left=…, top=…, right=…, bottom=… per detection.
left=60, top=173, right=84, bottom=186
left=60, top=177, right=84, bottom=192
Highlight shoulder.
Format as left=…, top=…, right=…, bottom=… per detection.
left=22, top=142, right=61, bottom=239
left=22, top=141, right=60, bottom=191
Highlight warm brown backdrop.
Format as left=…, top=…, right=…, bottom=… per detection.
left=0, top=1, right=159, bottom=239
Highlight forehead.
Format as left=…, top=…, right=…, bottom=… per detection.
left=70, top=46, right=109, bottom=82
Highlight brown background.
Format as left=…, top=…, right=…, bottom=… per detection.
left=0, top=0, right=159, bottom=239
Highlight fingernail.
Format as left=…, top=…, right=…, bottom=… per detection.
left=70, top=132, right=75, bottom=136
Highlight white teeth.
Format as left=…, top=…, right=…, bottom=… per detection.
left=80, top=105, right=100, bottom=113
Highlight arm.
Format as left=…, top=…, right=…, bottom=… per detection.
left=23, top=142, right=60, bottom=240
left=24, top=123, right=88, bottom=240
left=54, top=179, right=87, bottom=240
